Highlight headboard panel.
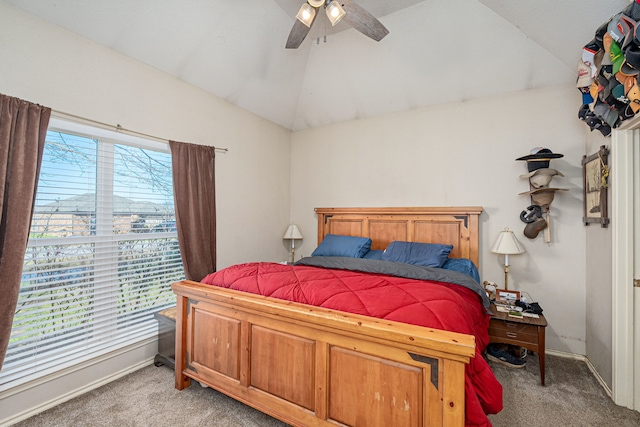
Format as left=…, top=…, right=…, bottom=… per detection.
left=315, top=207, right=483, bottom=267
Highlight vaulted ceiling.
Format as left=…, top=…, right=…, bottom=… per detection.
left=5, top=0, right=629, bottom=131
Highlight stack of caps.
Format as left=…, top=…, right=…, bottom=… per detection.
left=516, top=148, right=568, bottom=239
left=576, top=0, right=640, bottom=136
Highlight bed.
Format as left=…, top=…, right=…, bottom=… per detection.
left=171, top=206, right=502, bottom=426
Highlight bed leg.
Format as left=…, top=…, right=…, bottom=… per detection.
left=174, top=294, right=191, bottom=390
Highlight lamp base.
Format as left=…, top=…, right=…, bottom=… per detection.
left=504, top=265, right=509, bottom=290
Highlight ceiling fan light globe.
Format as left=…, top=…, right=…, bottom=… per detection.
left=308, top=0, right=324, bottom=7
left=326, top=1, right=346, bottom=26
left=296, top=3, right=316, bottom=27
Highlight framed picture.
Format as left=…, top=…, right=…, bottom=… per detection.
left=496, top=289, right=520, bottom=304
left=582, top=145, right=610, bottom=227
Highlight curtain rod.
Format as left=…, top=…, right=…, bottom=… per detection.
left=51, top=110, right=229, bottom=152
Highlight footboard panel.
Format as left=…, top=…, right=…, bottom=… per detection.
left=172, top=280, right=474, bottom=427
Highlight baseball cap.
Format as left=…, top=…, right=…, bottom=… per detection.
left=615, top=71, right=636, bottom=94
left=604, top=32, right=614, bottom=55
left=610, top=41, right=624, bottom=74
left=578, top=86, right=594, bottom=104
left=594, top=98, right=621, bottom=128
left=618, top=104, right=637, bottom=122
left=628, top=83, right=640, bottom=113
left=589, top=81, right=601, bottom=102
left=621, top=59, right=640, bottom=77
left=608, top=13, right=625, bottom=43
left=612, top=82, right=625, bottom=100
left=618, top=14, right=638, bottom=49
left=584, top=114, right=612, bottom=136
left=576, top=59, right=594, bottom=87
left=625, top=43, right=640, bottom=69
left=582, top=41, right=600, bottom=78
left=578, top=104, right=592, bottom=121
left=623, top=0, right=640, bottom=21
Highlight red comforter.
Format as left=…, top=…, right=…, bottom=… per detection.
left=202, top=261, right=502, bottom=426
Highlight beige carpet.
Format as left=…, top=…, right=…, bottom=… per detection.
left=13, top=354, right=640, bottom=427
left=487, top=353, right=640, bottom=427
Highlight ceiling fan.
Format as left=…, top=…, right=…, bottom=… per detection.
left=286, top=0, right=389, bottom=49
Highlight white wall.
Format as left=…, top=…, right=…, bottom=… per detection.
left=0, top=1, right=293, bottom=269
left=290, top=84, right=588, bottom=355
left=0, top=2, right=291, bottom=423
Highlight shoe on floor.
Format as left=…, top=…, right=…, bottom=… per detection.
left=486, top=344, right=526, bottom=368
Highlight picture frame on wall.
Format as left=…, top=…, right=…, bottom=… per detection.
left=582, top=145, right=610, bottom=228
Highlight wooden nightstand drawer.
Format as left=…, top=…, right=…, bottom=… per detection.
left=489, top=321, right=538, bottom=344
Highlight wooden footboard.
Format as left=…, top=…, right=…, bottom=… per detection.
left=172, top=280, right=475, bottom=427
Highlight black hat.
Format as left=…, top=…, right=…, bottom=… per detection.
left=584, top=115, right=612, bottom=136
left=625, top=42, right=640, bottom=69
left=623, top=1, right=640, bottom=21
left=520, top=205, right=543, bottom=223
left=516, top=148, right=564, bottom=172
left=595, top=20, right=609, bottom=50
left=578, top=104, right=592, bottom=120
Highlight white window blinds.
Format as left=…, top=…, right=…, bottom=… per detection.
left=1, top=124, right=184, bottom=389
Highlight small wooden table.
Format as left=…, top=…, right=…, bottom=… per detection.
left=154, top=306, right=176, bottom=370
left=488, top=303, right=548, bottom=385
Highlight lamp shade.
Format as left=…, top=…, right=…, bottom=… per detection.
left=491, top=227, right=525, bottom=255
left=283, top=224, right=303, bottom=240
left=295, top=3, right=316, bottom=27
left=326, top=0, right=346, bottom=26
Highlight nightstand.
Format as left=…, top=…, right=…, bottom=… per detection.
left=154, top=306, right=176, bottom=369
left=488, top=303, right=548, bottom=385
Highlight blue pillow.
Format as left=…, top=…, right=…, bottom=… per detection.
left=441, top=258, right=480, bottom=283
left=382, top=241, right=453, bottom=268
left=363, top=249, right=383, bottom=260
left=311, top=234, right=372, bottom=258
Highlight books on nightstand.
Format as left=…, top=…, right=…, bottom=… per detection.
left=494, top=303, right=540, bottom=319
left=508, top=310, right=523, bottom=319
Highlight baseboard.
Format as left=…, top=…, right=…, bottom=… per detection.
left=546, top=349, right=612, bottom=397
left=0, top=339, right=157, bottom=426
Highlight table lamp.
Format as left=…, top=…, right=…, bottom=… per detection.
left=283, top=224, right=303, bottom=263
left=491, top=227, right=525, bottom=290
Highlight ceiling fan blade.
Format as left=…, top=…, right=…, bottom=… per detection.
left=286, top=12, right=318, bottom=49
left=341, top=0, right=389, bottom=42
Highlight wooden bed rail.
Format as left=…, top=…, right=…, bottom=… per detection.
left=172, top=280, right=474, bottom=426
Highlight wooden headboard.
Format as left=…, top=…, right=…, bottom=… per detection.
left=315, top=207, right=483, bottom=267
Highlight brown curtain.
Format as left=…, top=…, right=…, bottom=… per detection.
left=169, top=141, right=216, bottom=282
left=0, top=94, right=51, bottom=369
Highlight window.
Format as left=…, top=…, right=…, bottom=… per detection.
left=0, top=119, right=184, bottom=388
